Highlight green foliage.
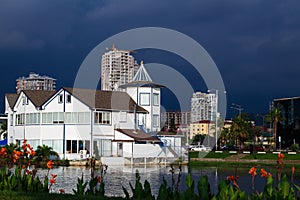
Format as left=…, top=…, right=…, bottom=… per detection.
left=0, top=165, right=48, bottom=194
left=198, top=176, right=212, bottom=200
left=122, top=171, right=155, bottom=200
left=290, top=143, right=299, bottom=152
left=72, top=173, right=88, bottom=196
left=35, top=145, right=59, bottom=162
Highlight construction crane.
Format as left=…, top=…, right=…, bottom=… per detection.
left=106, top=44, right=138, bottom=53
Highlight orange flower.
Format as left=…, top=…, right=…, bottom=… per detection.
left=292, top=166, right=295, bottom=175
left=47, top=160, right=54, bottom=169
left=249, top=167, right=257, bottom=177
left=0, top=147, right=7, bottom=156
left=278, top=153, right=284, bottom=159
left=260, top=168, right=272, bottom=178
left=13, top=150, right=23, bottom=156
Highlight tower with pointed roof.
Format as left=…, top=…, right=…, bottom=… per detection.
left=120, top=61, right=164, bottom=133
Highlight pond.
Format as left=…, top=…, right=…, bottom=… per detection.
left=35, top=164, right=294, bottom=197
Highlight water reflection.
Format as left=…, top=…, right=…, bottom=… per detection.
left=35, top=165, right=292, bottom=196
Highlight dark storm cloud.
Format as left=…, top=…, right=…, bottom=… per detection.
left=0, top=0, right=300, bottom=117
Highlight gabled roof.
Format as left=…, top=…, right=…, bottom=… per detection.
left=63, top=88, right=147, bottom=113
left=23, top=90, right=56, bottom=108
left=115, top=129, right=161, bottom=142
left=5, top=93, right=19, bottom=108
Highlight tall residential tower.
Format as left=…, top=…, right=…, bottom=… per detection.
left=101, top=45, right=138, bottom=91
left=191, top=92, right=216, bottom=122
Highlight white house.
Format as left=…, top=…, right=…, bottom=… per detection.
left=5, top=87, right=178, bottom=163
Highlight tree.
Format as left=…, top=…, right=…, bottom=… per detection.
left=192, top=134, right=205, bottom=145
left=266, top=107, right=282, bottom=148
left=35, top=145, right=59, bottom=161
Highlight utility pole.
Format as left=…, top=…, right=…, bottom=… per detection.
left=231, top=103, right=243, bottom=117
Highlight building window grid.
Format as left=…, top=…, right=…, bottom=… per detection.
left=15, top=112, right=90, bottom=125
left=94, top=111, right=111, bottom=125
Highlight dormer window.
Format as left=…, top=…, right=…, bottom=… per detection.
left=58, top=94, right=63, bottom=103
left=66, top=94, right=71, bottom=103
left=22, top=96, right=29, bottom=105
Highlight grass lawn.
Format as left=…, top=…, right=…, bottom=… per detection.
left=189, top=151, right=233, bottom=159
left=242, top=152, right=300, bottom=160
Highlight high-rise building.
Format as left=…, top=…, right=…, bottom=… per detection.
left=273, top=97, right=300, bottom=147
left=191, top=92, right=216, bottom=122
left=101, top=45, right=138, bottom=91
left=16, top=72, right=56, bottom=94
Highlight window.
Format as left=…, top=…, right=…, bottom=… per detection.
left=94, top=111, right=111, bottom=124
left=153, top=93, right=159, bottom=106
left=16, top=114, right=25, bottom=125
left=58, top=94, right=63, bottom=103
left=65, top=112, right=72, bottom=123
left=66, top=94, right=72, bottom=103
left=72, top=140, right=77, bottom=153
left=22, top=96, right=29, bottom=105
left=53, top=112, right=64, bottom=124
left=42, top=113, right=52, bottom=124
left=153, top=115, right=159, bottom=127
left=25, top=113, right=40, bottom=124
left=140, top=93, right=150, bottom=106
left=72, top=112, right=78, bottom=123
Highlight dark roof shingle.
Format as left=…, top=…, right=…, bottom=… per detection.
left=23, top=90, right=56, bottom=107
left=115, top=129, right=161, bottom=142
left=5, top=93, right=19, bottom=108
left=64, top=87, right=147, bottom=113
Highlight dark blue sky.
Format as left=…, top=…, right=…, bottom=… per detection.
left=1, top=0, right=300, bottom=119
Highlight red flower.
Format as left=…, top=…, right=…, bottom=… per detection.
left=47, top=160, right=54, bottom=169
left=249, top=167, right=257, bottom=177
left=50, top=178, right=56, bottom=184
left=292, top=166, right=295, bottom=175
left=278, top=153, right=284, bottom=160
left=59, top=189, right=65, bottom=194
left=97, top=176, right=102, bottom=183
left=226, top=175, right=240, bottom=189
left=51, top=174, right=57, bottom=179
